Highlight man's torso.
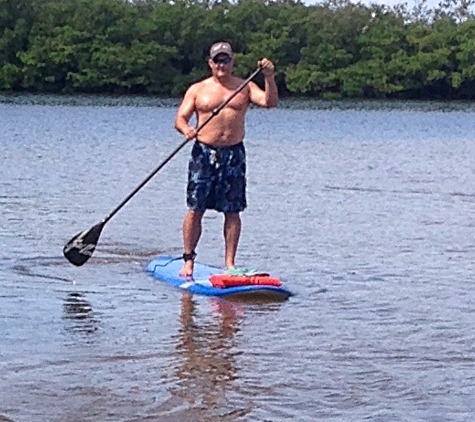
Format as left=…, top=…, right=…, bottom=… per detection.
left=193, top=77, right=250, bottom=147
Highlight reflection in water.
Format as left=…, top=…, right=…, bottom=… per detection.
left=62, top=292, right=100, bottom=336
left=0, top=414, right=18, bottom=422
left=170, top=294, right=250, bottom=419
left=11, top=263, right=71, bottom=281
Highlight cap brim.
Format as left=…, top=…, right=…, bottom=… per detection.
left=210, top=50, right=233, bottom=59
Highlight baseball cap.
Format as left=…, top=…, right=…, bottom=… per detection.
left=209, top=42, right=233, bottom=59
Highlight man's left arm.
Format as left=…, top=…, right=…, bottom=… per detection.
left=249, top=58, right=278, bottom=108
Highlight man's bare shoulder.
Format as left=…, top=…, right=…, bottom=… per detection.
left=188, top=77, right=213, bottom=92
left=188, top=76, right=247, bottom=93
left=230, top=75, right=249, bottom=90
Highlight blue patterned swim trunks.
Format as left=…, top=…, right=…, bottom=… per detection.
left=187, top=141, right=247, bottom=213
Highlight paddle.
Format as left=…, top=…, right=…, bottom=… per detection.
left=63, top=67, right=262, bottom=266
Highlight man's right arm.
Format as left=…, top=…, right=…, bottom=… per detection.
left=248, top=58, right=278, bottom=108
left=174, top=84, right=198, bottom=139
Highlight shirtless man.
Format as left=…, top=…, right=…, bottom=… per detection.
left=174, top=41, right=278, bottom=277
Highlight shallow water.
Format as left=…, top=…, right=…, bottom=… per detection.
left=1, top=98, right=475, bottom=421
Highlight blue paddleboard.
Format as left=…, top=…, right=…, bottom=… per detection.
left=146, top=256, right=293, bottom=301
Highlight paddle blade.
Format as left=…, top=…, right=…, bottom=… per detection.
left=63, top=222, right=104, bottom=266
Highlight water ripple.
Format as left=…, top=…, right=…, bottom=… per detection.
left=2, top=102, right=475, bottom=421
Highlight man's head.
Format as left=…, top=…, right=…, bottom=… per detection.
left=209, top=42, right=233, bottom=61
left=208, top=42, right=234, bottom=77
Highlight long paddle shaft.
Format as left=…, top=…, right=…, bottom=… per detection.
left=63, top=67, right=262, bottom=266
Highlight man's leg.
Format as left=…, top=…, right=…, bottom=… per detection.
left=180, top=209, right=205, bottom=276
left=224, top=212, right=241, bottom=269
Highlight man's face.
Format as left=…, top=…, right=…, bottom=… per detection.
left=209, top=53, right=234, bottom=77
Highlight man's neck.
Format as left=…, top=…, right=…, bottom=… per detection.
left=212, top=74, right=233, bottom=86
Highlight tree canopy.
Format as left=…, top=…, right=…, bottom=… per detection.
left=1, top=0, right=475, bottom=99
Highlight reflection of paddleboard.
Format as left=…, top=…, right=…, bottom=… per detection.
left=146, top=256, right=293, bottom=301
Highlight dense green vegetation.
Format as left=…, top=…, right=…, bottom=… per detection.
left=1, top=0, right=474, bottom=99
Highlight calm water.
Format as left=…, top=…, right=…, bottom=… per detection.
left=1, top=98, right=475, bottom=422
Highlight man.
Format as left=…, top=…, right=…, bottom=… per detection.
left=174, top=41, right=278, bottom=277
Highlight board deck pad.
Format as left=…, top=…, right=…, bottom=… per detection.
left=146, top=256, right=292, bottom=301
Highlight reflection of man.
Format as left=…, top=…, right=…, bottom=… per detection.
left=62, top=292, right=99, bottom=335
left=172, top=294, right=243, bottom=413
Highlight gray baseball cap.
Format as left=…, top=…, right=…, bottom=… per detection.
left=209, top=42, right=233, bottom=59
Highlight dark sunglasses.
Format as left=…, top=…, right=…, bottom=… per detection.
left=212, top=56, right=232, bottom=65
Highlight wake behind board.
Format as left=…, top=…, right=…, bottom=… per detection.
left=146, top=256, right=292, bottom=302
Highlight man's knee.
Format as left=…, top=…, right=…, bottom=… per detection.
left=224, top=212, right=240, bottom=221
left=187, top=209, right=205, bottom=220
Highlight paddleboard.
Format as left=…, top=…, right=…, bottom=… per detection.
left=146, top=256, right=293, bottom=301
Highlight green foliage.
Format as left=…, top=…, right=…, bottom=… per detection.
left=456, top=20, right=475, bottom=78
left=285, top=63, right=334, bottom=94
left=1, top=0, right=475, bottom=99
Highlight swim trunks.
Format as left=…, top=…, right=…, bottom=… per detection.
left=187, top=141, right=247, bottom=213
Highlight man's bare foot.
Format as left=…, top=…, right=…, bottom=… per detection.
left=179, top=259, right=194, bottom=278
left=179, top=251, right=196, bottom=278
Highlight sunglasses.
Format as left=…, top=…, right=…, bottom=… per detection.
left=212, top=56, right=232, bottom=65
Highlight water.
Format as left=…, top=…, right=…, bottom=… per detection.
left=1, top=98, right=475, bottom=422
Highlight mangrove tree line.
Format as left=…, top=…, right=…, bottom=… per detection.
left=1, top=0, right=475, bottom=99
